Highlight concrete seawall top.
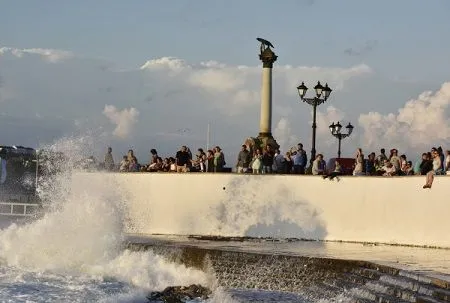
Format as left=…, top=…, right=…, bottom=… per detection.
left=71, top=172, right=450, bottom=248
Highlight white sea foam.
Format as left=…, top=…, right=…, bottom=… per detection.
left=0, top=136, right=217, bottom=301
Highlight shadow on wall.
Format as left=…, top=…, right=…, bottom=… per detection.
left=209, top=175, right=327, bottom=240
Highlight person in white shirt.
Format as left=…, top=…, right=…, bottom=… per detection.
left=312, top=154, right=326, bottom=175
left=381, top=160, right=396, bottom=176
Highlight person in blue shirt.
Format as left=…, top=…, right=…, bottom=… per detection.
left=292, top=143, right=307, bottom=174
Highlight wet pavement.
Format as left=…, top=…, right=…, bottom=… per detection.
left=126, top=234, right=450, bottom=279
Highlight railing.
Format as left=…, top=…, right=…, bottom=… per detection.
left=0, top=202, right=40, bottom=217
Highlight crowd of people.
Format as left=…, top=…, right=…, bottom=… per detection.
left=103, top=146, right=226, bottom=173
left=101, top=143, right=450, bottom=186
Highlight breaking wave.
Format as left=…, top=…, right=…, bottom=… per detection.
left=0, top=136, right=233, bottom=302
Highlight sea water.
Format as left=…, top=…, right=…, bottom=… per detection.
left=0, top=137, right=239, bottom=303
left=0, top=173, right=309, bottom=303
left=0, top=182, right=228, bottom=302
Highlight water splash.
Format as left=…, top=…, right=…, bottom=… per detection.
left=0, top=135, right=216, bottom=301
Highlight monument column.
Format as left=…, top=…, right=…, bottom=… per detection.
left=256, top=38, right=279, bottom=149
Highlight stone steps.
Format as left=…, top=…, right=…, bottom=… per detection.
left=345, top=265, right=450, bottom=303
left=127, top=242, right=449, bottom=303
left=377, top=274, right=450, bottom=302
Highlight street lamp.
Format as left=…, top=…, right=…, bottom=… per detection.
left=329, top=121, right=354, bottom=158
left=297, top=81, right=332, bottom=163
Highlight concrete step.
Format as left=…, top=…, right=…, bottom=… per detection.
left=399, top=271, right=449, bottom=290
left=379, top=274, right=450, bottom=302
left=350, top=286, right=410, bottom=303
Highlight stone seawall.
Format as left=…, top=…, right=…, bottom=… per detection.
left=71, top=172, right=450, bottom=248
left=127, top=241, right=450, bottom=302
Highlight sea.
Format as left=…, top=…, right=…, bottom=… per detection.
left=0, top=177, right=329, bottom=303
left=0, top=175, right=236, bottom=303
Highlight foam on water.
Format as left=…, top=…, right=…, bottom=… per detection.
left=0, top=136, right=236, bottom=302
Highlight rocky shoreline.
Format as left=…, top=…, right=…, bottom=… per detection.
left=147, top=284, right=211, bottom=303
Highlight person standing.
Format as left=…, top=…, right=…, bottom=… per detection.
left=261, top=145, right=274, bottom=174
left=292, top=143, right=307, bottom=174
left=213, top=146, right=225, bottom=173
left=206, top=150, right=214, bottom=172
left=251, top=148, right=263, bottom=174
left=353, top=148, right=364, bottom=176
left=272, top=149, right=285, bottom=174
left=236, top=145, right=250, bottom=173
left=389, top=149, right=401, bottom=173
left=104, top=147, right=115, bottom=171
left=175, top=146, right=190, bottom=173
left=423, top=150, right=441, bottom=189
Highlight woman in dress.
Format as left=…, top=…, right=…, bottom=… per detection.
left=353, top=148, right=364, bottom=176
left=251, top=148, right=263, bottom=174
left=423, top=150, right=442, bottom=189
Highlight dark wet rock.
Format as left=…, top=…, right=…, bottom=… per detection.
left=147, top=284, right=211, bottom=302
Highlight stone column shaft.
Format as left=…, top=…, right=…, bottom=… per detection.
left=259, top=67, right=272, bottom=136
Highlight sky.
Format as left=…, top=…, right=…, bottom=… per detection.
left=1, top=0, right=450, bottom=163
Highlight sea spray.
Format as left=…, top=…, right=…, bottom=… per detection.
left=0, top=135, right=217, bottom=301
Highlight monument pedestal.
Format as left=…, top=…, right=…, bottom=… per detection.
left=257, top=134, right=279, bottom=150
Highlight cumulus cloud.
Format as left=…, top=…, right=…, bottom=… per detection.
left=273, top=118, right=300, bottom=153
left=280, top=64, right=372, bottom=93
left=316, top=105, right=346, bottom=136
left=140, top=57, right=187, bottom=71
left=273, top=106, right=350, bottom=155
left=1, top=44, right=425, bottom=161
left=102, top=105, right=140, bottom=139
left=358, top=82, right=450, bottom=152
left=0, top=47, right=73, bottom=63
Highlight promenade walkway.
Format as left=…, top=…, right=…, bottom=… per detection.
left=127, top=234, right=450, bottom=277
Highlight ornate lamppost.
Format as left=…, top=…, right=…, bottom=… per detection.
left=297, top=81, right=332, bottom=163
left=329, top=121, right=354, bottom=158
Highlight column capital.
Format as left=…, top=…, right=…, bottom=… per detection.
left=259, top=48, right=278, bottom=68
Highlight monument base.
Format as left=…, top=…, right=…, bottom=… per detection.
left=257, top=134, right=280, bottom=150
left=243, top=135, right=280, bottom=152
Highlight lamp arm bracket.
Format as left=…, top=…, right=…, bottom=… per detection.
left=302, top=97, right=327, bottom=106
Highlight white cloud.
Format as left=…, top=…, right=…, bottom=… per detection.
left=358, top=82, right=450, bottom=152
left=316, top=105, right=346, bottom=136
left=315, top=105, right=353, bottom=153
left=140, top=57, right=188, bottom=71
left=2, top=45, right=432, bottom=161
left=280, top=64, right=372, bottom=94
left=231, top=90, right=259, bottom=107
left=0, top=47, right=73, bottom=63
left=102, top=105, right=140, bottom=139
left=189, top=68, right=247, bottom=93
left=273, top=117, right=299, bottom=153
left=274, top=106, right=349, bottom=155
